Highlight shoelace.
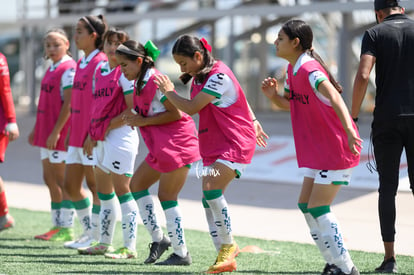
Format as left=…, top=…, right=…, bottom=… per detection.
left=216, top=247, right=232, bottom=263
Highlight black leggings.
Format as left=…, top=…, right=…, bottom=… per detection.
left=372, top=117, right=414, bottom=242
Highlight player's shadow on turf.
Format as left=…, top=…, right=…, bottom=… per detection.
left=0, top=244, right=53, bottom=249
left=58, top=272, right=195, bottom=274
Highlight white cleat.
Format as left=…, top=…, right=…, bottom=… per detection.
left=64, top=234, right=95, bottom=249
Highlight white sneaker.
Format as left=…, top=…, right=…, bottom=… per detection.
left=64, top=234, right=95, bottom=249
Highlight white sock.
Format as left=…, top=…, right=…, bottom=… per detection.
left=206, top=195, right=233, bottom=245
left=60, top=205, right=75, bottom=228
left=164, top=205, right=187, bottom=258
left=136, top=195, right=163, bottom=242
left=91, top=206, right=100, bottom=241
left=203, top=199, right=221, bottom=252
left=318, top=212, right=354, bottom=273
left=76, top=206, right=92, bottom=236
left=99, top=195, right=117, bottom=245
left=51, top=208, right=61, bottom=227
left=303, top=212, right=333, bottom=264
left=119, top=194, right=139, bottom=251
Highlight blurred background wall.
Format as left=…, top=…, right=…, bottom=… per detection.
left=1, top=0, right=413, bottom=115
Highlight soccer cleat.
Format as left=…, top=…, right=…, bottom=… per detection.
left=231, top=242, right=240, bottom=259
left=375, top=257, right=398, bottom=273
left=0, top=214, right=14, bottom=232
left=325, top=266, right=360, bottom=275
left=322, top=263, right=337, bottom=275
left=144, top=235, right=172, bottom=264
left=34, top=226, right=61, bottom=240
left=205, top=259, right=237, bottom=274
left=78, top=242, right=114, bottom=255
left=64, top=234, right=95, bottom=249
left=155, top=252, right=192, bottom=266
left=104, top=247, right=137, bottom=259
left=49, top=227, right=74, bottom=241
left=205, top=243, right=239, bottom=274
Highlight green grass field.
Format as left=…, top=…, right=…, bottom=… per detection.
left=0, top=207, right=413, bottom=275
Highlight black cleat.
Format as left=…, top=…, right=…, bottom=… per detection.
left=322, top=263, right=337, bottom=275
left=375, top=257, right=398, bottom=273
left=144, top=235, right=171, bottom=264
left=155, top=252, right=192, bottom=266
left=325, top=266, right=360, bottom=275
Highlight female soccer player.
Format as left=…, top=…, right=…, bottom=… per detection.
left=29, top=28, right=76, bottom=242
left=117, top=40, right=200, bottom=265
left=261, top=19, right=362, bottom=275
left=77, top=28, right=139, bottom=259
left=154, top=35, right=262, bottom=274
left=63, top=15, right=108, bottom=250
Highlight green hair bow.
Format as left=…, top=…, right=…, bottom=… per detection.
left=144, top=40, right=160, bottom=62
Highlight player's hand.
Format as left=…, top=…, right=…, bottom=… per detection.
left=347, top=129, right=363, bottom=156
left=46, top=132, right=60, bottom=150
left=122, top=109, right=147, bottom=127
left=254, top=120, right=269, bottom=147
left=83, top=135, right=96, bottom=157
left=261, top=77, right=279, bottom=99
left=154, top=74, right=175, bottom=94
left=5, top=123, right=19, bottom=142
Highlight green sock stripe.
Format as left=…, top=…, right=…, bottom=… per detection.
left=132, top=190, right=150, bottom=200
left=298, top=203, right=308, bottom=214
left=61, top=200, right=74, bottom=209
left=161, top=200, right=178, bottom=210
left=202, top=197, right=210, bottom=208
left=92, top=204, right=101, bottom=214
left=203, top=189, right=222, bottom=200
left=98, top=192, right=115, bottom=201
left=118, top=192, right=134, bottom=204
left=51, top=202, right=61, bottom=210
left=73, top=198, right=90, bottom=210
left=308, top=205, right=331, bottom=219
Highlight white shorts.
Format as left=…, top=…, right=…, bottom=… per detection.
left=302, top=168, right=353, bottom=185
left=94, top=140, right=137, bottom=176
left=66, top=146, right=96, bottom=166
left=40, top=148, right=67, bottom=164
left=197, top=159, right=247, bottom=179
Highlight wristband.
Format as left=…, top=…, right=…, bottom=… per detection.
left=352, top=117, right=358, bottom=123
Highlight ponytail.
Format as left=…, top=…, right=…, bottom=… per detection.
left=308, top=49, right=342, bottom=93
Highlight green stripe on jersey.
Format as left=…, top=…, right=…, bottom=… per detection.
left=124, top=89, right=133, bottom=95
left=63, top=84, right=73, bottom=90
left=202, top=88, right=221, bottom=99
left=314, top=76, right=328, bottom=90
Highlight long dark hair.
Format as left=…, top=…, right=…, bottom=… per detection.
left=282, top=19, right=342, bottom=93
left=79, top=14, right=108, bottom=50
left=172, top=35, right=215, bottom=84
left=115, top=40, right=155, bottom=95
